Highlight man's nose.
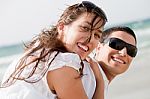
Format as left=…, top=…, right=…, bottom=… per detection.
left=119, top=47, right=128, bottom=57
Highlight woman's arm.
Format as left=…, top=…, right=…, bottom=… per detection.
left=47, top=66, right=88, bottom=99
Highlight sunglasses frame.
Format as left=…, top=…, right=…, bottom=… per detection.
left=104, top=38, right=137, bottom=57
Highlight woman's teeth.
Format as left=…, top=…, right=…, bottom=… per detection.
left=78, top=43, right=88, bottom=52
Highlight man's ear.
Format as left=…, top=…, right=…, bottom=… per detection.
left=95, top=42, right=103, bottom=59
left=96, top=42, right=102, bottom=51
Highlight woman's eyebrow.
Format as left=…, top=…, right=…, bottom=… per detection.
left=97, top=29, right=102, bottom=33
left=82, top=21, right=103, bottom=33
left=83, top=21, right=92, bottom=26
left=92, top=27, right=103, bottom=33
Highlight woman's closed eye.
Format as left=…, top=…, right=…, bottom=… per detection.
left=94, top=29, right=102, bottom=40
left=94, top=33, right=101, bottom=40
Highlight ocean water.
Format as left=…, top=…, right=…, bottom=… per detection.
left=0, top=43, right=24, bottom=81
left=0, top=18, right=150, bottom=98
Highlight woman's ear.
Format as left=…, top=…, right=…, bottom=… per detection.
left=57, top=22, right=64, bottom=34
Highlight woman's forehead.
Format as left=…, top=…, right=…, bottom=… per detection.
left=78, top=13, right=104, bottom=27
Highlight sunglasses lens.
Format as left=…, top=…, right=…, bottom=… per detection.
left=107, top=38, right=137, bottom=57
left=78, top=1, right=106, bottom=19
left=109, top=39, right=124, bottom=50
left=127, top=45, right=137, bottom=57
left=81, top=1, right=97, bottom=9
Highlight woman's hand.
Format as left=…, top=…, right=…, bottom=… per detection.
left=86, top=57, right=104, bottom=99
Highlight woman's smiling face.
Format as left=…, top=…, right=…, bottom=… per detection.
left=58, top=12, right=104, bottom=60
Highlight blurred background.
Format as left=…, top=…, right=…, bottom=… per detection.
left=0, top=0, right=150, bottom=99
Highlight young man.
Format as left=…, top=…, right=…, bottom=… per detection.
left=92, top=26, right=137, bottom=98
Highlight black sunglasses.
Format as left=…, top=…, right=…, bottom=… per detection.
left=78, top=1, right=107, bottom=21
left=104, top=38, right=137, bottom=57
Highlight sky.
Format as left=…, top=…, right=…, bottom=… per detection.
left=0, top=0, right=150, bottom=46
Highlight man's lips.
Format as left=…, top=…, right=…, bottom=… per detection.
left=111, top=56, right=126, bottom=64
left=77, top=43, right=89, bottom=52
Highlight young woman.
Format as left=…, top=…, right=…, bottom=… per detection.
left=0, top=1, right=107, bottom=99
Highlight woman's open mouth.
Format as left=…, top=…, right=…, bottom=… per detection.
left=77, top=43, right=89, bottom=52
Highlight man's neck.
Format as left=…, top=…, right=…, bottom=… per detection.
left=98, top=61, right=116, bottom=83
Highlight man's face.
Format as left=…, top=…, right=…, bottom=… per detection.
left=96, top=31, right=136, bottom=76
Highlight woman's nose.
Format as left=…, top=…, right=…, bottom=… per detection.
left=83, top=31, right=99, bottom=45
left=83, top=33, right=92, bottom=44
